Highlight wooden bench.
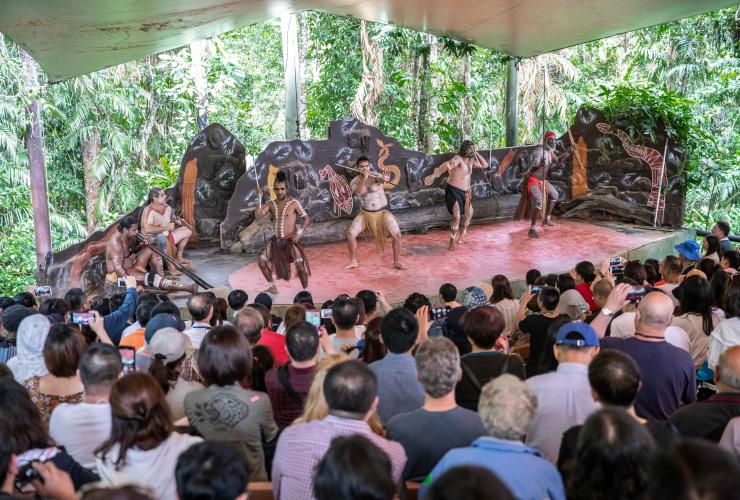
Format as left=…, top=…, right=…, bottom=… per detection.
left=246, top=481, right=421, bottom=499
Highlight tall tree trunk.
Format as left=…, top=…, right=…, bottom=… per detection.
left=350, top=20, right=384, bottom=126
left=416, top=49, right=430, bottom=152
left=138, top=55, right=160, bottom=169
left=298, top=13, right=309, bottom=139
left=410, top=54, right=420, bottom=144
left=19, top=49, right=52, bottom=274
left=282, top=14, right=301, bottom=140
left=417, top=34, right=439, bottom=153
left=461, top=52, right=473, bottom=139
left=190, top=40, right=208, bottom=131
left=82, top=131, right=102, bottom=235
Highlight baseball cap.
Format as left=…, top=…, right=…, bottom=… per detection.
left=150, top=328, right=191, bottom=363
left=145, top=313, right=186, bottom=344
left=674, top=240, right=701, bottom=261
left=555, top=321, right=599, bottom=347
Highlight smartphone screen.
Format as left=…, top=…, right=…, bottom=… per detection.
left=34, top=286, right=52, bottom=297
left=320, top=308, right=333, bottom=319
left=71, top=312, right=96, bottom=325
left=119, top=346, right=136, bottom=374
left=305, top=310, right=321, bottom=332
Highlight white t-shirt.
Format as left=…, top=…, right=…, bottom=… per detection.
left=97, top=432, right=202, bottom=500
left=656, top=284, right=680, bottom=307
left=707, top=317, right=740, bottom=367
left=608, top=311, right=690, bottom=352
left=183, top=323, right=211, bottom=349
left=49, top=402, right=112, bottom=471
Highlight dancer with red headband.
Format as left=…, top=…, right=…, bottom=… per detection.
left=515, top=131, right=561, bottom=238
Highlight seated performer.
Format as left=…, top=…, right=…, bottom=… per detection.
left=140, top=187, right=192, bottom=275
left=344, top=156, right=406, bottom=270
left=423, top=140, right=489, bottom=251
left=105, top=216, right=197, bottom=293
left=257, top=171, right=310, bottom=295
left=515, top=131, right=561, bottom=238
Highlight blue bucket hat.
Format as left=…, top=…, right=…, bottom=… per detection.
left=674, top=240, right=701, bottom=261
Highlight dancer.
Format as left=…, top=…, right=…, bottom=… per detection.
left=257, top=171, right=311, bottom=294
left=343, top=156, right=406, bottom=270
left=105, top=216, right=197, bottom=293
left=423, top=140, right=489, bottom=250
left=514, top=131, right=561, bottom=238
left=140, top=187, right=192, bottom=275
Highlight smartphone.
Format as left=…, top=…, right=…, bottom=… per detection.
left=530, top=286, right=542, bottom=294
left=429, top=306, right=450, bottom=321
left=71, top=312, right=96, bottom=325
left=118, top=346, right=136, bottom=374
left=305, top=310, right=321, bottom=332
left=117, top=277, right=127, bottom=287
left=33, top=286, right=52, bottom=297
left=610, top=257, right=624, bottom=275
left=320, top=308, right=333, bottom=319
left=626, top=286, right=647, bottom=303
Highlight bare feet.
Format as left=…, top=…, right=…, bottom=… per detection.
left=543, top=218, right=555, bottom=227
left=448, top=239, right=457, bottom=251
left=262, top=286, right=278, bottom=295
left=528, top=228, right=540, bottom=238
left=458, top=235, right=467, bottom=244
left=343, top=261, right=359, bottom=270
left=394, top=261, right=408, bottom=270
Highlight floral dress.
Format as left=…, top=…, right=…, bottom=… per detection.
left=24, top=376, right=83, bottom=428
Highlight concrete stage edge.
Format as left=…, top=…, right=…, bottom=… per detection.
left=185, top=219, right=693, bottom=306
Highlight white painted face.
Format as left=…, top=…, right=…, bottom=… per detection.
left=275, top=182, right=287, bottom=200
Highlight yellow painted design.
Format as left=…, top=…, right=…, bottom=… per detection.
left=376, top=138, right=401, bottom=189
left=571, top=136, right=589, bottom=199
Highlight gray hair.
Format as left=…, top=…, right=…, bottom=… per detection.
left=415, top=337, right=460, bottom=398
left=718, top=348, right=740, bottom=391
left=235, top=307, right=264, bottom=344
left=478, top=374, right=537, bottom=440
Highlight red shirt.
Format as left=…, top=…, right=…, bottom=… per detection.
left=576, top=283, right=598, bottom=312
left=258, top=329, right=289, bottom=366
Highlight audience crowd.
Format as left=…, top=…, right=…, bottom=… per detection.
left=0, top=221, right=739, bottom=499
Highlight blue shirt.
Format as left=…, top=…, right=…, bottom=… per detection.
left=420, top=437, right=565, bottom=500
left=103, top=288, right=137, bottom=345
left=369, top=353, right=424, bottom=424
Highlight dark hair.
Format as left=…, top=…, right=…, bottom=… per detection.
left=90, top=296, right=111, bottom=316
left=80, top=344, right=123, bottom=391
left=135, top=302, right=156, bottom=328
left=715, top=220, right=731, bottom=237
left=0, top=363, right=11, bottom=379
left=724, top=249, right=740, bottom=270
left=678, top=276, right=714, bottom=336
left=380, top=308, right=419, bottom=354
left=538, top=286, right=560, bottom=311
left=227, top=289, right=249, bottom=310
left=588, top=350, right=641, bottom=406
left=150, top=301, right=180, bottom=319
left=44, top=323, right=83, bottom=377
left=460, top=306, right=504, bottom=349
left=361, top=317, right=386, bottom=364
left=14, top=292, right=36, bottom=308
left=148, top=352, right=186, bottom=396
left=557, top=273, right=576, bottom=292
left=574, top=261, right=596, bottom=283
left=313, top=435, right=395, bottom=500
left=0, top=419, right=13, bottom=487
left=709, top=270, right=731, bottom=310
left=458, top=140, right=473, bottom=156
left=253, top=292, right=273, bottom=311
left=0, top=378, right=50, bottom=452
left=274, top=170, right=288, bottom=186
left=38, top=297, right=71, bottom=318
left=283, top=305, right=307, bottom=331
left=725, top=275, right=740, bottom=318
left=65, top=288, right=87, bottom=312
left=537, top=316, right=571, bottom=374
left=96, top=373, right=173, bottom=469
left=332, top=297, right=359, bottom=330
left=489, top=275, right=514, bottom=303
left=187, top=293, right=213, bottom=322
left=80, top=486, right=155, bottom=500
left=293, top=290, right=314, bottom=308
left=403, top=292, right=431, bottom=314
left=211, top=298, right=229, bottom=326
left=526, top=269, right=542, bottom=286
left=623, top=261, right=646, bottom=284
left=250, top=345, right=274, bottom=392
left=355, top=156, right=371, bottom=166
left=704, top=235, right=722, bottom=258
left=697, top=258, right=721, bottom=282
left=109, top=293, right=126, bottom=313
left=117, top=216, right=138, bottom=232
left=146, top=187, right=164, bottom=205
left=0, top=296, right=16, bottom=311
left=176, top=442, right=248, bottom=500
left=323, top=360, right=377, bottom=414
left=644, top=261, right=661, bottom=286
left=1, top=304, right=34, bottom=334
left=355, top=290, right=378, bottom=316
left=286, top=321, right=320, bottom=362
left=439, top=283, right=457, bottom=303
left=662, top=255, right=683, bottom=277
left=198, top=325, right=252, bottom=387
left=648, top=439, right=740, bottom=500
left=427, top=466, right=515, bottom=500
left=566, top=408, right=655, bottom=500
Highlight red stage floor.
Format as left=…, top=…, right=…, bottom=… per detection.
left=227, top=219, right=676, bottom=304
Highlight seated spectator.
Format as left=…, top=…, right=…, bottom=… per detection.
left=136, top=312, right=186, bottom=372
left=99, top=276, right=138, bottom=345
left=644, top=259, right=662, bottom=286
left=276, top=304, right=306, bottom=334
left=425, top=466, right=514, bottom=500
left=50, top=344, right=121, bottom=471
left=119, top=293, right=160, bottom=342
left=175, top=441, right=249, bottom=500
left=212, top=297, right=231, bottom=327
left=428, top=283, right=465, bottom=340
left=708, top=277, right=740, bottom=367
left=388, top=337, right=486, bottom=481
left=517, top=286, right=568, bottom=377
left=38, top=297, right=72, bottom=325
left=621, top=260, right=647, bottom=285
left=293, top=290, right=315, bottom=309
left=254, top=292, right=281, bottom=331
left=712, top=219, right=734, bottom=253
left=536, top=317, right=572, bottom=375
left=7, top=314, right=51, bottom=383
left=369, top=308, right=424, bottom=424
left=675, top=240, right=700, bottom=275
left=64, top=288, right=89, bottom=313
left=599, top=288, right=696, bottom=420
left=272, top=360, right=406, bottom=500
left=249, top=344, right=274, bottom=392
left=557, top=273, right=589, bottom=320
left=266, top=321, right=319, bottom=428
left=648, top=439, right=740, bottom=500
left=96, top=373, right=202, bottom=498
left=526, top=321, right=600, bottom=463
left=313, top=435, right=396, bottom=500
left=669, top=345, right=740, bottom=442
left=243, top=304, right=289, bottom=366
left=227, top=289, right=249, bottom=322
left=488, top=275, right=520, bottom=338
left=721, top=249, right=740, bottom=275
left=119, top=301, right=156, bottom=351
left=356, top=290, right=391, bottom=324
left=359, top=316, right=386, bottom=364
left=185, top=325, right=278, bottom=481
left=656, top=255, right=682, bottom=307
left=455, top=306, right=525, bottom=411
left=720, top=416, right=740, bottom=457
left=326, top=297, right=361, bottom=358
left=710, top=269, right=731, bottom=313
left=25, top=323, right=86, bottom=426
left=1, top=304, right=35, bottom=364
left=182, top=293, right=213, bottom=348
left=572, top=261, right=598, bottom=311
left=148, top=328, right=203, bottom=421
left=0, top=378, right=97, bottom=490
left=672, top=275, right=722, bottom=366
left=585, top=280, right=612, bottom=323
left=421, top=374, right=565, bottom=500
left=566, top=408, right=655, bottom=500
left=403, top=292, right=431, bottom=314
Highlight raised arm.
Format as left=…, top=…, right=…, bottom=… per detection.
left=423, top=159, right=455, bottom=186
left=472, top=149, right=489, bottom=170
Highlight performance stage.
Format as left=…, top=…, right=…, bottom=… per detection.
left=187, top=219, right=693, bottom=306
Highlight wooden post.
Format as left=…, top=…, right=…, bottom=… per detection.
left=282, top=13, right=301, bottom=140
left=505, top=58, right=519, bottom=147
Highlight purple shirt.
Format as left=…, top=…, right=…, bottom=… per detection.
left=272, top=415, right=406, bottom=500
left=265, top=364, right=316, bottom=428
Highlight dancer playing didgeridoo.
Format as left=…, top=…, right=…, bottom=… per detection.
left=343, top=156, right=406, bottom=270
left=140, top=187, right=192, bottom=276
left=257, top=171, right=311, bottom=295
left=514, top=131, right=560, bottom=238
left=105, top=216, right=197, bottom=293
left=423, top=140, right=489, bottom=250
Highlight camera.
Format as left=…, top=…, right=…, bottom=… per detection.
left=117, top=277, right=127, bottom=287
left=14, top=462, right=43, bottom=491
left=626, top=286, right=648, bottom=303
left=71, top=312, right=96, bottom=325
left=33, top=286, right=52, bottom=297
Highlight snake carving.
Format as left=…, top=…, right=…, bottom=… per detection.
left=376, top=138, right=402, bottom=189
left=596, top=123, right=667, bottom=222
left=319, top=166, right=353, bottom=216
